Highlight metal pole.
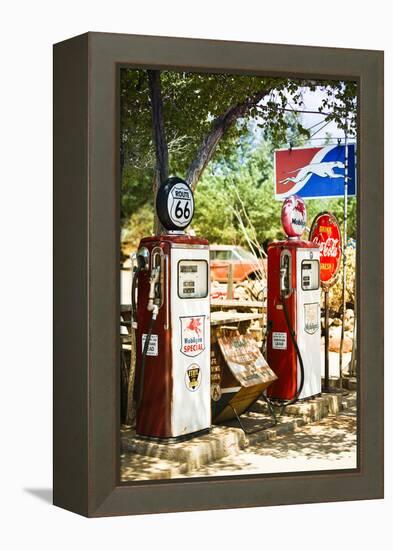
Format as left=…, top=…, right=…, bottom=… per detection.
left=227, top=263, right=234, bottom=299
left=349, top=272, right=357, bottom=377
left=324, top=289, right=330, bottom=390
left=338, top=122, right=349, bottom=389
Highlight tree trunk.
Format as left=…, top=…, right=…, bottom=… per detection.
left=186, top=89, right=270, bottom=190
left=147, top=69, right=169, bottom=234
left=152, top=169, right=166, bottom=235
left=125, top=71, right=168, bottom=425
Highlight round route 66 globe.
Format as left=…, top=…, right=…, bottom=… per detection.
left=156, top=176, right=195, bottom=231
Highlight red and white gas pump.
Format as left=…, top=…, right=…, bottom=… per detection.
left=132, top=177, right=211, bottom=442
left=267, top=195, right=321, bottom=402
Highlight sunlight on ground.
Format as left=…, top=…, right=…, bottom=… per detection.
left=121, top=408, right=357, bottom=481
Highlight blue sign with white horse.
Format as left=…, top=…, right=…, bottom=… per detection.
left=274, top=144, right=356, bottom=200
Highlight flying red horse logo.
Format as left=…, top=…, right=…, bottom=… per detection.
left=294, top=200, right=306, bottom=215
left=282, top=195, right=306, bottom=218
left=186, top=317, right=202, bottom=337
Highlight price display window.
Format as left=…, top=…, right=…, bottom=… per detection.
left=301, top=260, right=320, bottom=291
left=178, top=260, right=208, bottom=299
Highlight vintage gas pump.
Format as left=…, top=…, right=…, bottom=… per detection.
left=267, top=195, right=321, bottom=402
left=132, top=177, right=211, bottom=441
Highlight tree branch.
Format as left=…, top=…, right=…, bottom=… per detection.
left=185, top=89, right=270, bottom=190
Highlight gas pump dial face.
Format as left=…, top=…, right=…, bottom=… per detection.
left=156, top=177, right=195, bottom=231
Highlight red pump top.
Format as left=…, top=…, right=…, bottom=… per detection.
left=268, top=239, right=318, bottom=250
left=140, top=234, right=209, bottom=246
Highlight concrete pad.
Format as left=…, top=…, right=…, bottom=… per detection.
left=120, top=452, right=187, bottom=481
left=121, top=426, right=247, bottom=474
left=250, top=390, right=354, bottom=420
left=327, top=376, right=357, bottom=391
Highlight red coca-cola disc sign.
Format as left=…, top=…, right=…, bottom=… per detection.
left=309, top=212, right=342, bottom=289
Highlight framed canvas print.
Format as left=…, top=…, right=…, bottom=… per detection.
left=53, top=32, right=383, bottom=517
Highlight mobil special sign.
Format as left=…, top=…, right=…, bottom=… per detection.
left=274, top=144, right=356, bottom=200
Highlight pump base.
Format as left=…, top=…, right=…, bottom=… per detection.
left=135, top=427, right=210, bottom=445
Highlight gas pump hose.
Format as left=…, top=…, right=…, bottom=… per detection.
left=281, top=297, right=305, bottom=407
left=131, top=263, right=160, bottom=409
left=131, top=265, right=155, bottom=408
left=137, top=312, right=157, bottom=408
left=264, top=297, right=305, bottom=416
left=131, top=266, right=139, bottom=326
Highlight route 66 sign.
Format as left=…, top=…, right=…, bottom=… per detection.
left=156, top=176, right=194, bottom=231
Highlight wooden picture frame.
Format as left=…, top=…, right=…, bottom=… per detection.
left=53, top=32, right=384, bottom=517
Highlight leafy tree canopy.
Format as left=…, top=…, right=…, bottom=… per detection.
left=121, top=69, right=357, bottom=222
left=120, top=70, right=357, bottom=254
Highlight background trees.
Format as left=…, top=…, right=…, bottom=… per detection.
left=120, top=69, right=357, bottom=254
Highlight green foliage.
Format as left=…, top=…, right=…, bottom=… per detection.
left=191, top=176, right=238, bottom=244
left=121, top=203, right=154, bottom=255
left=318, top=81, right=357, bottom=137
left=193, top=141, right=281, bottom=244
left=328, top=247, right=356, bottom=314
left=121, top=164, right=154, bottom=221
left=120, top=69, right=357, bottom=225
left=120, top=68, right=357, bottom=282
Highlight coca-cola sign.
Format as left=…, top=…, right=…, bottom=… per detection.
left=281, top=194, right=307, bottom=238
left=309, top=212, right=342, bottom=289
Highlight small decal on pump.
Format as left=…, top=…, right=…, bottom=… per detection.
left=211, top=383, right=221, bottom=401
left=142, top=334, right=158, bottom=356
left=185, top=364, right=201, bottom=391
left=272, top=332, right=287, bottom=350
left=304, top=303, right=319, bottom=334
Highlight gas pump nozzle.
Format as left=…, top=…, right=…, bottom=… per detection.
left=147, top=265, right=161, bottom=319
left=280, top=254, right=290, bottom=297
left=280, top=267, right=287, bottom=296
left=131, top=247, right=150, bottom=329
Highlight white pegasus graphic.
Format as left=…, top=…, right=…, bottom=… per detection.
left=277, top=145, right=347, bottom=199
